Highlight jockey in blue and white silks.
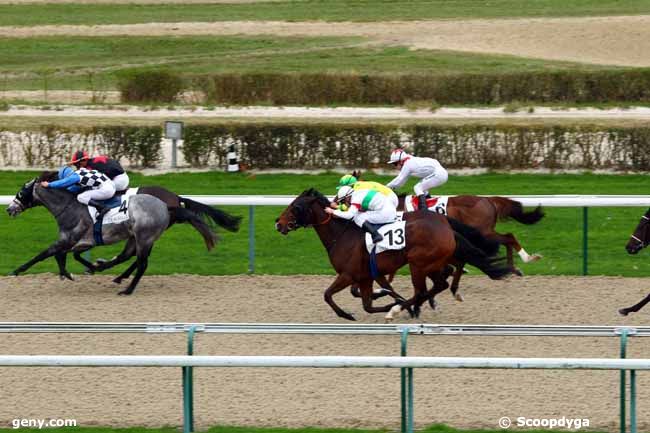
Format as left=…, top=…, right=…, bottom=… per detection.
left=386, top=148, right=448, bottom=210
left=40, top=165, right=116, bottom=217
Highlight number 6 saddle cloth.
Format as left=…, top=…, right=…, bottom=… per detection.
left=88, top=187, right=139, bottom=224
left=365, top=220, right=407, bottom=254
left=404, top=195, right=449, bottom=214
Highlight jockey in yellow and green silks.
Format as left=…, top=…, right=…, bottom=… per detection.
left=325, top=174, right=399, bottom=243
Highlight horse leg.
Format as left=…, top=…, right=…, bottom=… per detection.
left=118, top=244, right=153, bottom=296
left=113, top=260, right=138, bottom=284
left=95, top=238, right=136, bottom=272
left=449, top=264, right=465, bottom=302
left=72, top=249, right=97, bottom=274
left=54, top=253, right=74, bottom=281
left=324, top=274, right=356, bottom=321
left=386, top=267, right=429, bottom=321
left=359, top=279, right=399, bottom=315
left=10, top=241, right=72, bottom=276
left=491, top=232, right=541, bottom=267
left=424, top=269, right=451, bottom=311
left=619, top=293, right=650, bottom=316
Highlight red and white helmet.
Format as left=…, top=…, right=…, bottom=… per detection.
left=387, top=148, right=410, bottom=164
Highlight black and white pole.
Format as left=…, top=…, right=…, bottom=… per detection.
left=227, top=144, right=239, bottom=172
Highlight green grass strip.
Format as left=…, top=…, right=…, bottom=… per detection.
left=1, top=0, right=650, bottom=26
left=1, top=171, right=650, bottom=277
left=0, top=36, right=615, bottom=92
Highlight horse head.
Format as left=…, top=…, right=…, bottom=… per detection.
left=6, top=178, right=38, bottom=217
left=626, top=208, right=650, bottom=254
left=275, top=188, right=331, bottom=235
left=6, top=172, right=59, bottom=217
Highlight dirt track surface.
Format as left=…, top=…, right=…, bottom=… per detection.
left=0, top=274, right=648, bottom=431
left=3, top=16, right=650, bottom=66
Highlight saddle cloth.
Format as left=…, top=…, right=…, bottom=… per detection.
left=365, top=220, right=406, bottom=254
left=88, top=187, right=139, bottom=224
left=405, top=194, right=449, bottom=215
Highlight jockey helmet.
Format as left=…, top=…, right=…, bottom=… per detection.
left=337, top=174, right=357, bottom=190
left=388, top=148, right=410, bottom=164
left=58, top=165, right=75, bottom=180
left=70, top=150, right=89, bottom=165
left=336, top=185, right=353, bottom=201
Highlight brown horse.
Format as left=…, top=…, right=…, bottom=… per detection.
left=397, top=193, right=544, bottom=301
left=620, top=208, right=650, bottom=315
left=275, top=188, right=512, bottom=321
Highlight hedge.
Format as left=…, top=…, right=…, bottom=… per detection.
left=3, top=123, right=650, bottom=171
left=119, top=70, right=650, bottom=105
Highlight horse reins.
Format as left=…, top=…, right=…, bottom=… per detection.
left=629, top=215, right=650, bottom=246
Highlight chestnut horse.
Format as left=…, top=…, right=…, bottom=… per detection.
left=620, top=208, right=650, bottom=315
left=275, top=189, right=512, bottom=320
left=397, top=193, right=544, bottom=301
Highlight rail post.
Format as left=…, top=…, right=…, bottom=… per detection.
left=400, top=328, right=414, bottom=433
left=183, top=325, right=199, bottom=433
left=248, top=205, right=255, bottom=274
left=582, top=207, right=588, bottom=275
left=617, top=327, right=637, bottom=433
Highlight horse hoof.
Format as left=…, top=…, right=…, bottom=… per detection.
left=618, top=308, right=630, bottom=316
left=8, top=271, right=17, bottom=277
left=60, top=273, right=74, bottom=281
left=514, top=268, right=524, bottom=277
left=113, top=278, right=123, bottom=284
left=84, top=269, right=94, bottom=275
left=117, top=290, right=132, bottom=296
left=529, top=254, right=543, bottom=262
left=454, top=293, right=464, bottom=302
left=350, top=287, right=361, bottom=297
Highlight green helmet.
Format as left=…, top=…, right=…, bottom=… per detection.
left=337, top=174, right=357, bottom=190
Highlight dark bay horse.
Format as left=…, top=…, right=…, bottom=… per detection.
left=275, top=189, right=512, bottom=321
left=620, top=208, right=650, bottom=315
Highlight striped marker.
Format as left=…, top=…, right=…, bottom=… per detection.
left=227, top=144, right=239, bottom=172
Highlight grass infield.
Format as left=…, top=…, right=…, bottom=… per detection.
left=1, top=171, right=649, bottom=277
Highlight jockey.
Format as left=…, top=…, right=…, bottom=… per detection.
left=336, top=174, right=398, bottom=209
left=40, top=165, right=116, bottom=219
left=70, top=150, right=129, bottom=193
left=386, top=148, right=448, bottom=210
left=327, top=177, right=398, bottom=243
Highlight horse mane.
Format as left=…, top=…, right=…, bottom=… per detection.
left=37, top=171, right=58, bottom=182
left=299, top=188, right=331, bottom=207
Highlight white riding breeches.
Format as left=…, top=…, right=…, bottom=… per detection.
left=414, top=162, right=448, bottom=196
left=112, top=173, right=130, bottom=192
left=77, top=181, right=116, bottom=205
left=353, top=203, right=397, bottom=227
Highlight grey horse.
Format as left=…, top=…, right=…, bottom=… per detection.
left=7, top=173, right=173, bottom=295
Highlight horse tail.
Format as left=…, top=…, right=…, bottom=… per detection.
left=179, top=197, right=242, bottom=232
left=488, top=197, right=544, bottom=225
left=447, top=217, right=500, bottom=256
left=453, top=233, right=512, bottom=280
left=174, top=207, right=218, bottom=251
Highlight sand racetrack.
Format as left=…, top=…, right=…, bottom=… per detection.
left=0, top=273, right=648, bottom=431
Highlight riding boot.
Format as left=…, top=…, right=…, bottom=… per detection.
left=88, top=199, right=109, bottom=220
left=362, top=221, right=383, bottom=243
left=418, top=194, right=428, bottom=210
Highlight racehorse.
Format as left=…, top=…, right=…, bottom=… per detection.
left=74, top=185, right=241, bottom=277
left=7, top=180, right=241, bottom=282
left=275, top=188, right=512, bottom=320
left=346, top=171, right=543, bottom=303
left=620, top=208, right=650, bottom=315
left=6, top=173, right=234, bottom=294
left=397, top=193, right=544, bottom=300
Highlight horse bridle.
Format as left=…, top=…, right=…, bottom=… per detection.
left=629, top=215, right=650, bottom=247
